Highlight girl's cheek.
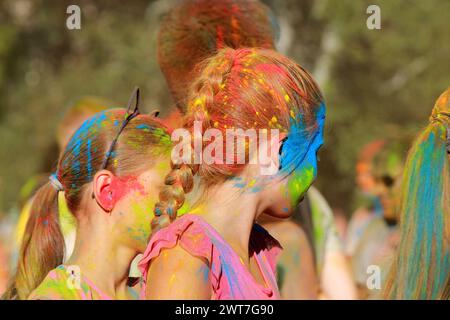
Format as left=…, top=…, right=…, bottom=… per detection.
left=133, top=196, right=155, bottom=226
left=287, top=164, right=316, bottom=206
left=125, top=194, right=155, bottom=245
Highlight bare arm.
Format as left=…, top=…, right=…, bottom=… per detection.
left=145, top=244, right=212, bottom=299
left=321, top=249, right=358, bottom=300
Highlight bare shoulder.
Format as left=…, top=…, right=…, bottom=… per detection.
left=145, top=244, right=212, bottom=299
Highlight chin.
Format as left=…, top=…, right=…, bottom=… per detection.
left=266, top=205, right=293, bottom=219
left=277, top=212, right=293, bottom=219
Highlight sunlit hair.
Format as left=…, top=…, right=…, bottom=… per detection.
left=56, top=96, right=113, bottom=149
left=4, top=109, right=172, bottom=300
left=151, top=47, right=325, bottom=233
left=157, top=0, right=278, bottom=110
left=384, top=88, right=450, bottom=299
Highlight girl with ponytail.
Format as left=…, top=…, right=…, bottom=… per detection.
left=4, top=88, right=173, bottom=299
left=138, top=47, right=326, bottom=300
left=384, top=88, right=450, bottom=299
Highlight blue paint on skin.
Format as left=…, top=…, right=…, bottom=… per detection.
left=279, top=102, right=325, bottom=178
left=197, top=264, right=210, bottom=283
left=250, top=186, right=262, bottom=193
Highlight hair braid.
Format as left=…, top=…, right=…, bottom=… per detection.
left=152, top=47, right=324, bottom=234
left=151, top=50, right=236, bottom=234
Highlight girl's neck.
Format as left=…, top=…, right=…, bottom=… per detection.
left=194, top=179, right=262, bottom=263
left=66, top=219, right=137, bottom=299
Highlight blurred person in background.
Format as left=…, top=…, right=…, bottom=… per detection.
left=346, top=138, right=407, bottom=298
left=155, top=0, right=356, bottom=299
left=0, top=213, right=13, bottom=294
left=332, top=207, right=349, bottom=242
left=384, top=88, right=449, bottom=299
left=261, top=186, right=357, bottom=299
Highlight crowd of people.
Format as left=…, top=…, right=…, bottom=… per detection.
left=0, top=0, right=448, bottom=300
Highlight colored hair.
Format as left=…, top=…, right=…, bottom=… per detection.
left=158, top=0, right=278, bottom=110
left=151, top=47, right=324, bottom=233
left=384, top=88, right=450, bottom=299
left=56, top=96, right=113, bottom=149
left=4, top=109, right=171, bottom=299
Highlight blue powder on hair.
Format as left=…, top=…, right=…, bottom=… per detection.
left=280, top=103, right=325, bottom=176
left=86, top=139, right=92, bottom=179
left=136, top=124, right=151, bottom=132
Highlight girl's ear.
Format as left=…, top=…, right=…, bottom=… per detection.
left=93, top=170, right=116, bottom=213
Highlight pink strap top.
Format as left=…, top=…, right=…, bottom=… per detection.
left=138, top=214, right=282, bottom=300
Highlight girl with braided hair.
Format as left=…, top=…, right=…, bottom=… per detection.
left=138, top=47, right=326, bottom=299
left=384, top=88, right=450, bottom=299
left=3, top=89, right=173, bottom=299
left=156, top=0, right=356, bottom=300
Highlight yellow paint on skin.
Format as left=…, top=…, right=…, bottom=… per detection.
left=248, top=179, right=256, bottom=188
left=169, top=274, right=177, bottom=288
left=155, top=160, right=170, bottom=173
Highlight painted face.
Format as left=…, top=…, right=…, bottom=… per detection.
left=112, top=161, right=170, bottom=252
left=280, top=103, right=325, bottom=209
left=262, top=104, right=325, bottom=218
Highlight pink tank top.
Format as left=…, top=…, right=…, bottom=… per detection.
left=138, top=214, right=282, bottom=300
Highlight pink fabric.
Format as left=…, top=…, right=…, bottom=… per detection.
left=28, top=265, right=113, bottom=300
left=138, top=214, right=282, bottom=300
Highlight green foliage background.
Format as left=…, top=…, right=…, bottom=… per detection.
left=0, top=0, right=449, bottom=215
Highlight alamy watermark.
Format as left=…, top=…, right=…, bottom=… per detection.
left=66, top=265, right=81, bottom=290
left=366, top=265, right=381, bottom=290
left=366, top=5, right=381, bottom=30
left=66, top=5, right=81, bottom=30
